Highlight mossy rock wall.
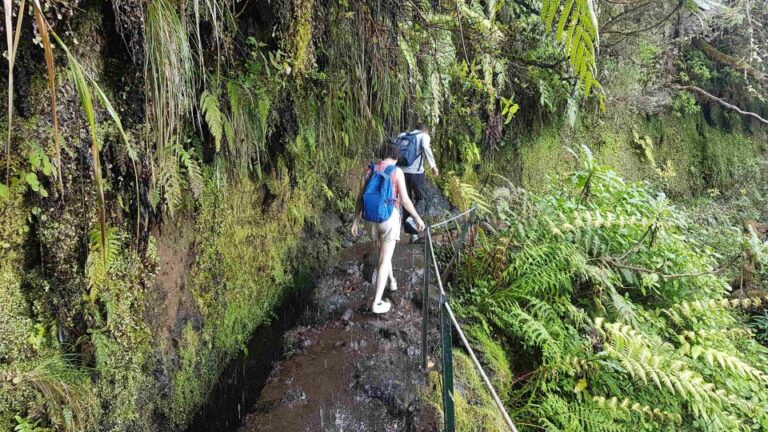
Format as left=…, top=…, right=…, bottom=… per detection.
left=519, top=112, right=766, bottom=197
left=0, top=4, right=333, bottom=429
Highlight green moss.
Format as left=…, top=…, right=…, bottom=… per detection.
left=164, top=166, right=320, bottom=427
left=592, top=124, right=653, bottom=184
left=520, top=125, right=567, bottom=192
left=165, top=323, right=208, bottom=425
left=517, top=112, right=764, bottom=198
left=0, top=192, right=37, bottom=429
left=90, top=243, right=155, bottom=431
left=425, top=350, right=510, bottom=431
left=464, top=326, right=513, bottom=399
left=283, top=0, right=316, bottom=76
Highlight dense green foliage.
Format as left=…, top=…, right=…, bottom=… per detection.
left=1, top=0, right=767, bottom=430
left=453, top=149, right=768, bottom=431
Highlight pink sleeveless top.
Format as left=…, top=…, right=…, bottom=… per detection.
left=366, top=162, right=400, bottom=210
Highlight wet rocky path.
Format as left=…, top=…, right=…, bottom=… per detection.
left=239, top=240, right=441, bottom=432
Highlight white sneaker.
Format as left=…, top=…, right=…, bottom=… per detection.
left=372, top=300, right=391, bottom=314
left=389, top=280, right=398, bottom=292
left=410, top=234, right=419, bottom=243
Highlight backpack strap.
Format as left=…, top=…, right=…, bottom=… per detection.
left=383, top=165, right=400, bottom=208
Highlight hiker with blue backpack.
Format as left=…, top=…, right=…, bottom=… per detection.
left=351, top=142, right=426, bottom=314
left=395, top=124, right=438, bottom=243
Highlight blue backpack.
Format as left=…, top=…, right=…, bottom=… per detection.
left=362, top=164, right=397, bottom=223
left=396, top=132, right=422, bottom=167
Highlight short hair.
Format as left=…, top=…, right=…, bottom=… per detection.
left=378, top=140, right=400, bottom=160
left=415, top=123, right=429, bottom=132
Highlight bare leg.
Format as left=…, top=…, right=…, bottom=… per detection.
left=388, top=260, right=397, bottom=290
left=370, top=236, right=379, bottom=284
left=373, top=239, right=397, bottom=306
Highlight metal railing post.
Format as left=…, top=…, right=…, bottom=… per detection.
left=421, top=227, right=431, bottom=371
left=440, top=295, right=456, bottom=432
left=421, top=207, right=518, bottom=432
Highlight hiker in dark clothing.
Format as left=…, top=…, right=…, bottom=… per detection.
left=352, top=142, right=425, bottom=314
left=396, top=124, right=438, bottom=243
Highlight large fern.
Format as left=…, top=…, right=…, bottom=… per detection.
left=541, top=0, right=603, bottom=106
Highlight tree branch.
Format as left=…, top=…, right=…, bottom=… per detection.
left=677, top=85, right=768, bottom=126
left=602, top=4, right=681, bottom=36
left=511, top=56, right=566, bottom=70
left=604, top=254, right=743, bottom=280
left=601, top=1, right=652, bottom=33
left=693, top=37, right=768, bottom=87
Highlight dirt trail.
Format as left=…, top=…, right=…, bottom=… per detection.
left=239, top=240, right=441, bottom=432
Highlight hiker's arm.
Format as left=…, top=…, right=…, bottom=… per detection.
left=397, top=170, right=425, bottom=231
left=422, top=134, right=438, bottom=176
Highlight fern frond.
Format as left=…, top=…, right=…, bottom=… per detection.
left=682, top=345, right=768, bottom=384
left=442, top=171, right=491, bottom=213
left=539, top=395, right=627, bottom=432
left=597, top=320, right=755, bottom=426
left=179, top=146, right=203, bottom=198
left=496, top=241, right=586, bottom=301
left=662, top=297, right=767, bottom=326
left=592, top=395, right=682, bottom=425
left=492, top=300, right=561, bottom=361
left=201, top=89, right=224, bottom=152
left=541, top=0, right=603, bottom=104
left=156, top=157, right=183, bottom=217
left=678, top=328, right=753, bottom=344
left=86, top=226, right=122, bottom=302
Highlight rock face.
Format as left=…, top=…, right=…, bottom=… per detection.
left=239, top=241, right=441, bottom=432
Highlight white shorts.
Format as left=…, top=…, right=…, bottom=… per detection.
left=368, top=208, right=401, bottom=243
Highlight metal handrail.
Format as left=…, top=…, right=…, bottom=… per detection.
left=429, top=207, right=476, bottom=230
left=421, top=208, right=519, bottom=432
